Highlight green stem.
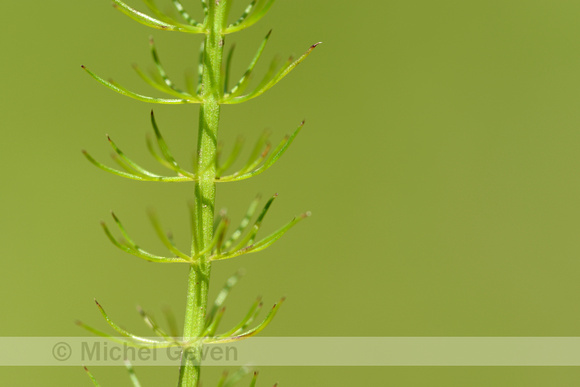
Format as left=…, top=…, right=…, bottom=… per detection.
left=178, top=2, right=229, bottom=386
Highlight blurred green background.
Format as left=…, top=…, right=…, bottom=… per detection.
left=3, top=0, right=580, bottom=385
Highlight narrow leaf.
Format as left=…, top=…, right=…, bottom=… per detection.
left=219, top=297, right=263, bottom=337
left=249, top=372, right=259, bottom=387
left=133, top=63, right=194, bottom=99
left=228, top=0, right=257, bottom=30
left=162, top=306, right=180, bottom=339
left=112, top=0, right=204, bottom=33
left=223, top=367, right=251, bottom=387
left=225, top=0, right=276, bottom=34
left=107, top=135, right=163, bottom=179
left=111, top=212, right=140, bottom=249
left=83, top=150, right=150, bottom=182
left=76, top=320, right=131, bottom=346
left=110, top=153, right=148, bottom=177
left=226, top=30, right=272, bottom=98
left=82, top=65, right=191, bottom=104
left=219, top=121, right=304, bottom=182
left=224, top=43, right=321, bottom=104
left=214, top=212, right=310, bottom=261
left=206, top=270, right=244, bottom=325
left=223, top=44, right=236, bottom=94
left=149, top=37, right=197, bottom=99
left=237, top=130, right=271, bottom=175
left=124, top=360, right=142, bottom=387
left=148, top=210, right=191, bottom=260
left=150, top=111, right=196, bottom=178
left=203, top=307, right=225, bottom=337
left=247, top=212, right=310, bottom=253
left=95, top=299, right=168, bottom=347
left=197, top=40, right=205, bottom=96
left=141, top=0, right=181, bottom=24
left=137, top=306, right=174, bottom=341
left=146, top=133, right=174, bottom=169
left=229, top=193, right=277, bottom=252
left=208, top=298, right=285, bottom=344
left=83, top=366, right=101, bottom=387
left=172, top=0, right=201, bottom=26
left=216, top=136, right=244, bottom=176
left=102, top=221, right=186, bottom=263
left=222, top=195, right=260, bottom=250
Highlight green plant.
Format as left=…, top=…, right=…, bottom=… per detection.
left=78, top=0, right=319, bottom=385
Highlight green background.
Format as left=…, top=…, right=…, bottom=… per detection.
left=3, top=0, right=580, bottom=385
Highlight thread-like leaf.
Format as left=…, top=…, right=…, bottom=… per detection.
left=223, top=367, right=252, bottom=387
left=223, top=195, right=260, bottom=250
left=95, top=299, right=169, bottom=347
left=83, top=149, right=189, bottom=182
left=172, top=0, right=201, bottom=26
left=102, top=221, right=186, bottom=263
left=125, top=360, right=143, bottom=387
left=137, top=306, right=174, bottom=341
left=193, top=217, right=228, bottom=260
left=208, top=298, right=285, bottom=344
left=197, top=40, right=205, bottom=96
left=141, top=0, right=180, bottom=24
left=82, top=65, right=191, bottom=104
left=162, top=306, right=180, bottom=339
left=133, top=63, right=193, bottom=100
left=220, top=121, right=305, bottom=182
left=249, top=372, right=259, bottom=387
left=225, top=0, right=276, bottom=34
left=237, top=130, right=271, bottom=176
left=111, top=212, right=140, bottom=249
left=148, top=210, right=191, bottom=260
left=188, top=201, right=200, bottom=256
left=219, top=297, right=263, bottom=337
left=226, top=30, right=272, bottom=98
left=229, top=193, right=277, bottom=252
left=107, top=135, right=163, bottom=179
left=149, top=37, right=198, bottom=100
left=110, top=153, right=147, bottom=177
left=83, top=150, right=150, bottom=181
left=216, top=136, right=244, bottom=176
left=215, top=218, right=230, bottom=255
left=76, top=320, right=131, bottom=346
left=224, top=43, right=320, bottom=104
left=223, top=44, right=236, bottom=94
left=215, top=212, right=310, bottom=261
left=206, top=270, right=244, bottom=325
left=112, top=0, right=204, bottom=33
left=247, top=212, right=310, bottom=253
left=203, top=307, right=225, bottom=337
left=150, top=111, right=196, bottom=178
left=217, top=371, right=229, bottom=387
left=83, top=366, right=101, bottom=387
left=145, top=133, right=173, bottom=169
left=228, top=0, right=257, bottom=30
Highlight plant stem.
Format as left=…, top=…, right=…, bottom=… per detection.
left=178, top=2, right=228, bottom=386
